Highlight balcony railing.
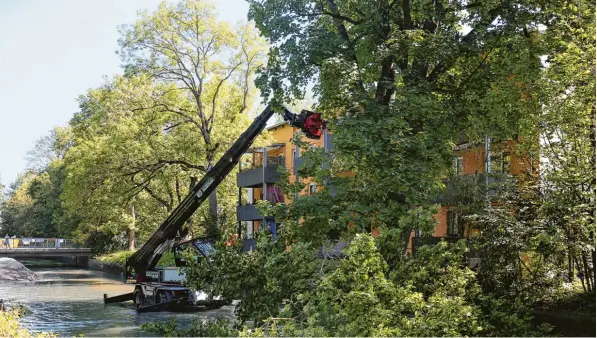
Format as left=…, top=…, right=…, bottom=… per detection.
left=293, top=156, right=306, bottom=176
left=240, top=157, right=285, bottom=172
left=237, top=204, right=263, bottom=221
left=435, top=172, right=515, bottom=204
left=237, top=157, right=285, bottom=188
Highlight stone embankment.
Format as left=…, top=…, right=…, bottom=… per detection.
left=0, top=258, right=38, bottom=282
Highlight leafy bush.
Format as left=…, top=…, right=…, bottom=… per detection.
left=142, top=317, right=236, bottom=337
left=184, top=234, right=320, bottom=325
left=0, top=310, right=56, bottom=338
left=96, top=250, right=135, bottom=266
left=96, top=250, right=175, bottom=267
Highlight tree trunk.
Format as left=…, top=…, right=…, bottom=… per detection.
left=205, top=151, right=219, bottom=223
left=129, top=204, right=136, bottom=251
left=209, top=190, right=218, bottom=221
left=581, top=253, right=593, bottom=292
left=185, top=177, right=197, bottom=239
left=567, top=246, right=574, bottom=282
left=575, top=255, right=587, bottom=292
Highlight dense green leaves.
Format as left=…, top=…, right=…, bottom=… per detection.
left=1, top=127, right=76, bottom=238
left=0, top=0, right=593, bottom=336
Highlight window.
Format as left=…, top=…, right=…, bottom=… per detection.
left=447, top=211, right=460, bottom=237
left=454, top=156, right=463, bottom=175
left=309, top=183, right=317, bottom=195
left=490, top=151, right=510, bottom=173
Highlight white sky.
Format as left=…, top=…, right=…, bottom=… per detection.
left=0, top=0, right=250, bottom=187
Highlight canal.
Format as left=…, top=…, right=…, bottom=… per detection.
left=0, top=261, right=235, bottom=337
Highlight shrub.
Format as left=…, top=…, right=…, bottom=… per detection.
left=0, top=310, right=56, bottom=338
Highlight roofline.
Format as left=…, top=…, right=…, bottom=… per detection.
left=266, top=120, right=290, bottom=130
left=245, top=143, right=286, bottom=153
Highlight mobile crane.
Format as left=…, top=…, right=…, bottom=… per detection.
left=103, top=105, right=276, bottom=313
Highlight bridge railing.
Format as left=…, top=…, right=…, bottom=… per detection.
left=0, top=238, right=83, bottom=249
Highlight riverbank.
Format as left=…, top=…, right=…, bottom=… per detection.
left=0, top=266, right=235, bottom=336
left=88, top=250, right=176, bottom=275
left=88, top=258, right=125, bottom=275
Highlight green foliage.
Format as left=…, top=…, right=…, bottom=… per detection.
left=466, top=182, right=563, bottom=301
left=199, top=235, right=546, bottom=337
left=0, top=310, right=56, bottom=338
left=532, top=0, right=596, bottom=292
left=96, top=250, right=135, bottom=266
left=143, top=317, right=236, bottom=337
left=535, top=280, right=596, bottom=314
left=185, top=235, right=320, bottom=325
left=53, top=0, right=273, bottom=253
left=97, top=249, right=175, bottom=267
left=0, top=127, right=76, bottom=238
left=246, top=0, right=546, bottom=271
left=117, top=0, right=269, bottom=221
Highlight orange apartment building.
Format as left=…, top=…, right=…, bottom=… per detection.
left=236, top=120, right=333, bottom=240
left=236, top=120, right=535, bottom=252
left=409, top=138, right=537, bottom=252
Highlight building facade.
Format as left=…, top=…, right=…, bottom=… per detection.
left=237, top=121, right=536, bottom=253
left=236, top=121, right=334, bottom=239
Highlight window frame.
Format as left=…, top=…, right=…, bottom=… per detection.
left=447, top=210, right=460, bottom=237
left=490, top=151, right=510, bottom=174
left=454, top=156, right=463, bottom=175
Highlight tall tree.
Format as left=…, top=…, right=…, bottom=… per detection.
left=64, top=76, right=207, bottom=248
left=248, top=0, right=543, bottom=249
left=0, top=172, right=36, bottom=236
left=25, top=126, right=72, bottom=173
left=533, top=0, right=596, bottom=291
left=118, top=0, right=267, bottom=221
left=0, top=127, right=76, bottom=238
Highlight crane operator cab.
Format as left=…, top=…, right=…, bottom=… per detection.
left=122, top=238, right=225, bottom=312
left=172, top=237, right=216, bottom=267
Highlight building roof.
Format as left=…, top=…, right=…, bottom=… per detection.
left=266, top=120, right=290, bottom=130
left=244, top=143, right=286, bottom=153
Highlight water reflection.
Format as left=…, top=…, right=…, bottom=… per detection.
left=0, top=267, right=235, bottom=337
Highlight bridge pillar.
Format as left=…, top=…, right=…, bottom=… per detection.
left=76, top=256, right=89, bottom=266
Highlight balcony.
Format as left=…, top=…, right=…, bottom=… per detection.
left=292, top=133, right=334, bottom=176
left=293, top=156, right=306, bottom=176
left=237, top=204, right=262, bottom=221
left=435, top=172, right=514, bottom=204
left=243, top=238, right=257, bottom=252
left=325, top=133, right=334, bottom=151
left=412, top=236, right=461, bottom=253
left=237, top=157, right=285, bottom=188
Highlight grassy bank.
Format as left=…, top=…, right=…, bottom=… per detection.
left=96, top=250, right=175, bottom=268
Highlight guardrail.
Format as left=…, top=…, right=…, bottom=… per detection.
left=0, top=238, right=82, bottom=249
left=239, top=157, right=286, bottom=172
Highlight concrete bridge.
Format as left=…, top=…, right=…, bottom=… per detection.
left=0, top=238, right=92, bottom=264
left=0, top=247, right=92, bottom=258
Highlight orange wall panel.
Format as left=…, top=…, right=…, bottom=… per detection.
left=433, top=207, right=448, bottom=237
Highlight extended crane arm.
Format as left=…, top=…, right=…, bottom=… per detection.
left=126, top=106, right=274, bottom=277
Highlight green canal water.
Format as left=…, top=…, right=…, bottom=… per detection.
left=0, top=260, right=235, bottom=337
